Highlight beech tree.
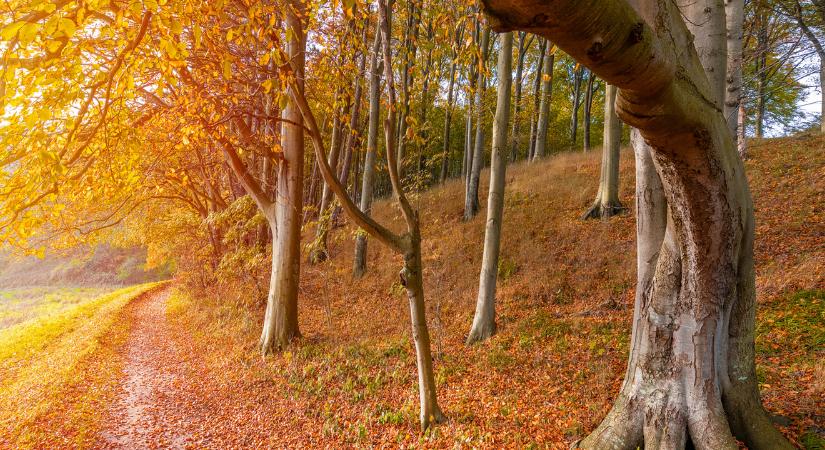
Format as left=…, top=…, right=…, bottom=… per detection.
left=466, top=31, right=513, bottom=344
left=582, top=85, right=624, bottom=220
left=464, top=25, right=492, bottom=220
left=481, top=0, right=794, bottom=447
left=532, top=40, right=554, bottom=160
left=292, top=0, right=445, bottom=430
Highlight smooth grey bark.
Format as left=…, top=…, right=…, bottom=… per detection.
left=353, top=20, right=383, bottom=279
left=533, top=47, right=553, bottom=160
left=481, top=0, right=794, bottom=447
left=259, top=0, right=305, bottom=355
left=582, top=84, right=624, bottom=220
left=467, top=31, right=512, bottom=344
left=528, top=38, right=547, bottom=160
left=683, top=0, right=727, bottom=107
left=464, top=26, right=491, bottom=221
left=738, top=102, right=747, bottom=158
left=724, top=0, right=745, bottom=153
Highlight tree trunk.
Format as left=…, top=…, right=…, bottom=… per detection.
left=528, top=38, right=547, bottom=160
left=724, top=0, right=744, bottom=146
left=260, top=0, right=304, bottom=355
left=439, top=58, right=458, bottom=184
left=310, top=102, right=345, bottom=264
left=464, top=26, right=491, bottom=221
left=396, top=0, right=421, bottom=177
left=570, top=66, right=583, bottom=147
left=583, top=71, right=595, bottom=152
left=754, top=16, right=768, bottom=138
left=510, top=31, right=528, bottom=161
left=738, top=102, right=747, bottom=158
left=683, top=0, right=727, bottom=107
left=481, top=0, right=794, bottom=447
left=533, top=48, right=553, bottom=160
left=401, top=227, right=446, bottom=430
left=582, top=84, right=624, bottom=220
left=353, top=17, right=383, bottom=279
left=467, top=32, right=512, bottom=344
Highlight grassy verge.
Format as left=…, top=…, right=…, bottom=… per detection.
left=0, top=282, right=165, bottom=448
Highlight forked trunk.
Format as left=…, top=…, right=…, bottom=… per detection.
left=467, top=31, right=512, bottom=344
left=582, top=84, right=624, bottom=220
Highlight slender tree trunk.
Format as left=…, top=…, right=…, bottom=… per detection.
left=570, top=67, right=583, bottom=147
left=738, top=102, right=747, bottom=158
left=260, top=0, right=305, bottom=355
left=464, top=26, right=491, bottom=221
left=725, top=0, right=745, bottom=147
left=310, top=102, right=345, bottom=264
left=533, top=49, right=553, bottom=160
left=528, top=39, right=547, bottom=160
left=396, top=0, right=421, bottom=176
left=481, top=0, right=794, bottom=447
left=583, top=71, right=595, bottom=152
left=754, top=17, right=768, bottom=138
left=510, top=31, right=528, bottom=161
left=439, top=58, right=458, bottom=184
left=582, top=84, right=624, bottom=219
left=467, top=32, right=512, bottom=344
left=353, top=19, right=383, bottom=279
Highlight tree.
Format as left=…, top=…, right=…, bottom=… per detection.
left=527, top=38, right=547, bottom=160
left=464, top=25, right=491, bottom=221
left=582, top=84, right=624, bottom=220
left=353, top=13, right=384, bottom=279
left=481, top=0, right=794, bottom=447
left=726, top=0, right=746, bottom=157
left=466, top=31, right=513, bottom=344
left=532, top=40, right=554, bottom=160
left=292, top=0, right=445, bottom=430
left=510, top=31, right=534, bottom=161
left=780, top=0, right=825, bottom=132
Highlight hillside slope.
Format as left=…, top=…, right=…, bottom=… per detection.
left=172, top=135, right=823, bottom=447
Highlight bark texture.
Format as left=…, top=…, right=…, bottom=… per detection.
left=724, top=0, right=744, bottom=148
left=260, top=0, right=305, bottom=354
left=467, top=32, right=512, bottom=345
left=480, top=0, right=794, bottom=448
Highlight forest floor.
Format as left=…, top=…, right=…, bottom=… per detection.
left=0, top=135, right=823, bottom=448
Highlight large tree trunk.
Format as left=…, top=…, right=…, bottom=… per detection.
left=724, top=0, right=744, bottom=149
left=260, top=0, right=305, bottom=355
left=582, top=84, right=624, bottom=220
left=464, top=26, right=491, bottom=221
left=533, top=48, right=554, bottom=160
left=467, top=32, right=512, bottom=344
left=528, top=38, right=547, bottom=160
left=481, top=0, right=794, bottom=447
left=353, top=18, right=383, bottom=279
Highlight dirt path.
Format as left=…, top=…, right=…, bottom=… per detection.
left=99, top=288, right=196, bottom=449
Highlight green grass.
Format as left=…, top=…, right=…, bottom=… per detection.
left=0, top=282, right=163, bottom=446
left=0, top=286, right=116, bottom=330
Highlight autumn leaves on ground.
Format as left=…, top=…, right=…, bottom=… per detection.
left=0, top=136, right=821, bottom=448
